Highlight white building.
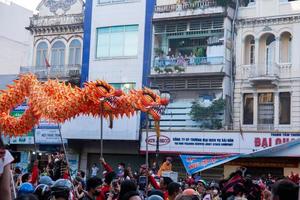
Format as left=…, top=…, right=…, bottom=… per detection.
left=62, top=0, right=154, bottom=173
left=24, top=0, right=84, bottom=85
left=0, top=1, right=32, bottom=76
left=230, top=0, right=300, bottom=176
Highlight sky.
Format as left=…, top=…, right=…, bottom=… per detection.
left=6, top=0, right=41, bottom=11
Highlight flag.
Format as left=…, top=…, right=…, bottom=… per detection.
left=180, top=154, right=240, bottom=175
left=45, top=57, right=51, bottom=68
left=43, top=51, right=50, bottom=68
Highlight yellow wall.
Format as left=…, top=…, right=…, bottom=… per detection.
left=284, top=163, right=300, bottom=176
left=224, top=165, right=241, bottom=179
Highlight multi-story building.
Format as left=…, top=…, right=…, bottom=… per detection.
left=24, top=0, right=84, bottom=86
left=230, top=0, right=300, bottom=176
left=62, top=0, right=155, bottom=174
left=10, top=0, right=84, bottom=174
left=140, top=0, right=235, bottom=179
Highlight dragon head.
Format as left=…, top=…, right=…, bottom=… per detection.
left=83, top=80, right=124, bottom=113
left=130, top=87, right=169, bottom=121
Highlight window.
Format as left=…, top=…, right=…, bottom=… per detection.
left=280, top=32, right=292, bottom=63
left=96, top=25, right=139, bottom=58
left=69, top=39, right=82, bottom=65
left=110, top=83, right=135, bottom=93
left=279, top=92, right=291, bottom=124
left=51, top=41, right=65, bottom=66
left=244, top=35, right=255, bottom=65
left=36, top=42, right=48, bottom=67
left=258, top=93, right=274, bottom=126
left=243, top=93, right=253, bottom=124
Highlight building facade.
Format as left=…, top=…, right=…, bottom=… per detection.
left=8, top=0, right=84, bottom=174
left=25, top=0, right=84, bottom=85
left=229, top=0, right=300, bottom=176
left=139, top=0, right=235, bottom=179
left=62, top=0, right=155, bottom=174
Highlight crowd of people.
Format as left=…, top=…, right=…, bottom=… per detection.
left=0, top=144, right=299, bottom=200
left=154, top=53, right=199, bottom=68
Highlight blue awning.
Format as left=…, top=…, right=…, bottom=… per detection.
left=180, top=139, right=300, bottom=174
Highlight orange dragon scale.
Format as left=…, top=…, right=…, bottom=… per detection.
left=0, top=74, right=169, bottom=136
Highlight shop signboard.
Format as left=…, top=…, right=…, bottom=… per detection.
left=140, top=131, right=300, bottom=155
left=35, top=128, right=67, bottom=144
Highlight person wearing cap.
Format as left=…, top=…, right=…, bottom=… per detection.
left=158, top=157, right=173, bottom=177
left=39, top=175, right=54, bottom=186
left=196, top=179, right=207, bottom=199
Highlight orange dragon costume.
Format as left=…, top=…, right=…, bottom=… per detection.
left=0, top=74, right=169, bottom=136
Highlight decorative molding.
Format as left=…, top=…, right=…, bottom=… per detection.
left=44, top=0, right=77, bottom=15
left=237, top=15, right=300, bottom=28
left=262, top=26, right=272, bottom=32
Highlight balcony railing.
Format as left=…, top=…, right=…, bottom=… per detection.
left=155, top=0, right=218, bottom=13
left=152, top=56, right=224, bottom=74
left=249, top=63, right=279, bottom=78
left=20, top=65, right=81, bottom=80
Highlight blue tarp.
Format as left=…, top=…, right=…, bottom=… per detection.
left=180, top=139, right=300, bottom=175
left=180, top=154, right=241, bottom=175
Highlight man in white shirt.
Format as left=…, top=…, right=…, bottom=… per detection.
left=91, top=163, right=99, bottom=177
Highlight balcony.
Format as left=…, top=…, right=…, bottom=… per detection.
left=151, top=56, right=224, bottom=76
left=20, top=65, right=81, bottom=81
left=154, top=0, right=225, bottom=21
left=238, top=63, right=292, bottom=86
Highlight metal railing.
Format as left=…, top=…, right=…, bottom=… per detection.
left=155, top=0, right=218, bottom=13
left=20, top=65, right=81, bottom=79
left=153, top=56, right=223, bottom=68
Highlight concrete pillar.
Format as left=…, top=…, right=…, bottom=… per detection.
left=79, top=151, right=88, bottom=174
left=253, top=92, right=258, bottom=128
left=254, top=38, right=259, bottom=75
left=274, top=92, right=279, bottom=128
left=275, top=36, right=280, bottom=64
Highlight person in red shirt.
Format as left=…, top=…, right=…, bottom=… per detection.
left=96, top=158, right=116, bottom=200
left=149, top=174, right=173, bottom=200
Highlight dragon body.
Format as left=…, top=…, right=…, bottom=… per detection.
left=0, top=74, right=168, bottom=136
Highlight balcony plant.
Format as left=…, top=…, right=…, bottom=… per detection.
left=190, top=98, right=225, bottom=129
left=164, top=67, right=173, bottom=74
left=174, top=65, right=185, bottom=73
left=154, top=48, right=164, bottom=56
left=154, top=67, right=164, bottom=74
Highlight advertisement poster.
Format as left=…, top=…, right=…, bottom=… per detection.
left=68, top=154, right=79, bottom=178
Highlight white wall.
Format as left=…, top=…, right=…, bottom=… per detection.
left=0, top=2, right=33, bottom=74
left=63, top=1, right=147, bottom=141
